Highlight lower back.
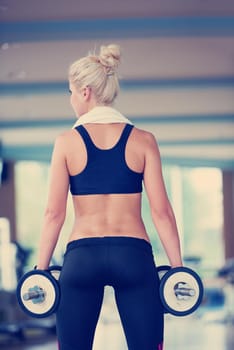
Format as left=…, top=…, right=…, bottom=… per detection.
left=68, top=193, right=149, bottom=241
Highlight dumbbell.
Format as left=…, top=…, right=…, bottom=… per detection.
left=157, top=265, right=204, bottom=316
left=16, top=265, right=61, bottom=318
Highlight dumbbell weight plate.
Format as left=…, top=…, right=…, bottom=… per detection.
left=17, top=270, right=60, bottom=318
left=157, top=265, right=171, bottom=280
left=48, top=265, right=62, bottom=281
left=159, top=267, right=203, bottom=316
left=157, top=265, right=171, bottom=314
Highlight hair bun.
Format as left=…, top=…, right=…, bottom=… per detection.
left=99, top=44, right=121, bottom=74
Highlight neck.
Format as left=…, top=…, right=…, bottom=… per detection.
left=86, top=102, right=112, bottom=113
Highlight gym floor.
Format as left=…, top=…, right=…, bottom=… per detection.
left=1, top=287, right=234, bottom=350
left=2, top=317, right=234, bottom=350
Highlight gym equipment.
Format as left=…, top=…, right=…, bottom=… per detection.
left=157, top=265, right=171, bottom=280
left=0, top=217, right=17, bottom=291
left=156, top=265, right=171, bottom=314
left=158, top=266, right=203, bottom=316
left=16, top=266, right=61, bottom=318
left=218, top=259, right=234, bottom=323
left=48, top=265, right=61, bottom=281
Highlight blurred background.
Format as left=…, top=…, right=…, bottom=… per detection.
left=0, top=0, right=234, bottom=349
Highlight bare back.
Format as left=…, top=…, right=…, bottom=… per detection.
left=64, top=123, right=150, bottom=242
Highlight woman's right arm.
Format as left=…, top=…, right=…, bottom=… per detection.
left=143, top=132, right=183, bottom=267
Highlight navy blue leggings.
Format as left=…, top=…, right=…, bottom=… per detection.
left=56, top=237, right=164, bottom=350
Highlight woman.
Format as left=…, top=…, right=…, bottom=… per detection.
left=37, top=44, right=183, bottom=350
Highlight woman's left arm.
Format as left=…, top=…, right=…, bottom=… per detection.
left=36, top=134, right=69, bottom=269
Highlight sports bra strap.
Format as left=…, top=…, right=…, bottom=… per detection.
left=75, top=126, right=93, bottom=149
left=119, top=124, right=134, bottom=146
left=75, top=124, right=134, bottom=150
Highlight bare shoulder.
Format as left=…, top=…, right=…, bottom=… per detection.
left=132, top=126, right=158, bottom=148
left=51, top=130, right=74, bottom=156
left=55, top=128, right=81, bottom=146
left=57, top=129, right=75, bottom=139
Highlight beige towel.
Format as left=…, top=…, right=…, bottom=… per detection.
left=73, top=106, right=133, bottom=128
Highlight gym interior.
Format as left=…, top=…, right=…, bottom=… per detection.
left=0, top=1, right=234, bottom=349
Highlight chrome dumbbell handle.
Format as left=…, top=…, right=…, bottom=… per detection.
left=174, top=282, right=196, bottom=299
left=23, top=286, right=45, bottom=303
left=174, top=287, right=195, bottom=297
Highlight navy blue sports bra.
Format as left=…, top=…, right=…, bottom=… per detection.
left=69, top=124, right=143, bottom=195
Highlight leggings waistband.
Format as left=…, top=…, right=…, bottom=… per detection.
left=66, top=236, right=152, bottom=253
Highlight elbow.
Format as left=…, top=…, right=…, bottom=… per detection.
left=44, top=207, right=66, bottom=224
left=150, top=202, right=174, bottom=222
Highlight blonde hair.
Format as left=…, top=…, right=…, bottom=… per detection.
left=69, top=44, right=121, bottom=105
